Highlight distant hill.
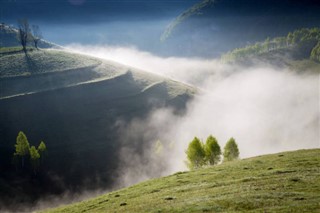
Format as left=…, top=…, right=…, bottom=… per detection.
left=43, top=149, right=320, bottom=213
left=0, top=45, right=195, bottom=210
left=221, top=28, right=320, bottom=72
left=0, top=23, right=59, bottom=49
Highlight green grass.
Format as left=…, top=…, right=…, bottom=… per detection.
left=42, top=149, right=320, bottom=213
left=0, top=46, right=29, bottom=54
left=0, top=49, right=101, bottom=77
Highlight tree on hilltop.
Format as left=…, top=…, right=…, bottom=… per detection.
left=204, top=135, right=221, bottom=165
left=185, top=137, right=206, bottom=169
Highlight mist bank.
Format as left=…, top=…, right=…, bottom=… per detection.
left=66, top=44, right=319, bottom=187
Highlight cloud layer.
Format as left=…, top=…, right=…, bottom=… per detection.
left=67, top=44, right=319, bottom=187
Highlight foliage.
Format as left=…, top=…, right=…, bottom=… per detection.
left=311, top=42, right=320, bottom=62
left=160, top=0, right=214, bottom=42
left=185, top=137, right=206, bottom=169
left=223, top=137, right=240, bottom=162
left=204, top=135, right=221, bottom=165
left=38, top=140, right=47, bottom=164
left=12, top=131, right=47, bottom=173
left=221, top=28, right=320, bottom=62
left=43, top=149, right=320, bottom=213
left=29, top=145, right=40, bottom=174
left=38, top=141, right=47, bottom=153
left=14, top=131, right=30, bottom=167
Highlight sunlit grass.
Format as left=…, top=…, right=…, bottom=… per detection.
left=42, top=149, right=320, bottom=212
left=0, top=49, right=100, bottom=78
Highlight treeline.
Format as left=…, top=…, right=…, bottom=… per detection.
left=185, top=135, right=239, bottom=170
left=13, top=131, right=47, bottom=174
left=311, top=42, right=320, bottom=62
left=221, top=28, right=320, bottom=63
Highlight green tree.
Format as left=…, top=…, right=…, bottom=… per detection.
left=204, top=135, right=221, bottom=165
left=223, top=138, right=240, bottom=162
left=311, top=42, right=320, bottom=62
left=38, top=140, right=47, bottom=163
left=29, top=146, right=40, bottom=174
left=185, top=137, right=206, bottom=170
left=38, top=141, right=46, bottom=153
left=14, top=131, right=30, bottom=167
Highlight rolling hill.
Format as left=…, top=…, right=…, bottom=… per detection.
left=42, top=149, right=320, bottom=213
left=1, top=25, right=319, bottom=211
left=0, top=46, right=195, bottom=210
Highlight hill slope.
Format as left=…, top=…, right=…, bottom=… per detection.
left=43, top=149, right=320, bottom=213
left=0, top=48, right=195, bottom=210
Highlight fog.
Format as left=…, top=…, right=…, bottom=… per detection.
left=67, top=44, right=320, bottom=187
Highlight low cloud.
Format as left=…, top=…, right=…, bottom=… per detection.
left=66, top=44, right=319, bottom=187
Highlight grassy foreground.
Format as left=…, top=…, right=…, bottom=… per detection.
left=43, top=149, right=320, bottom=212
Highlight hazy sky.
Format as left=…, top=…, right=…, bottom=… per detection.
left=1, top=0, right=320, bottom=57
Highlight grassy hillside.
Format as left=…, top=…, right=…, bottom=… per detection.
left=43, top=149, right=320, bottom=213
left=0, top=49, right=100, bottom=78
left=0, top=47, right=196, bottom=211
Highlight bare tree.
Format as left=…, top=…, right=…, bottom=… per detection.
left=17, top=19, right=31, bottom=54
left=32, top=25, right=42, bottom=49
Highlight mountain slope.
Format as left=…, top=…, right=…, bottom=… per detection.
left=43, top=149, right=320, bottom=213
left=0, top=48, right=195, bottom=210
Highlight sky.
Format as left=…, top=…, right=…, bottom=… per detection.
left=1, top=0, right=320, bottom=57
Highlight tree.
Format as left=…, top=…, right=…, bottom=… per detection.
left=204, top=135, right=221, bottom=165
left=17, top=19, right=31, bottom=54
left=185, top=137, right=206, bottom=169
left=31, top=25, right=42, bottom=49
left=38, top=140, right=47, bottom=163
left=311, top=42, right=320, bottom=62
left=14, top=131, right=30, bottom=167
left=38, top=141, right=46, bottom=153
left=29, top=146, right=40, bottom=174
left=223, top=138, right=240, bottom=162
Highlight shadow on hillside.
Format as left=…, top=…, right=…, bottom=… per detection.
left=24, top=52, right=38, bottom=74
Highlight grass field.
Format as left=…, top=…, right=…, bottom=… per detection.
left=0, top=49, right=101, bottom=77
left=42, top=149, right=320, bottom=213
